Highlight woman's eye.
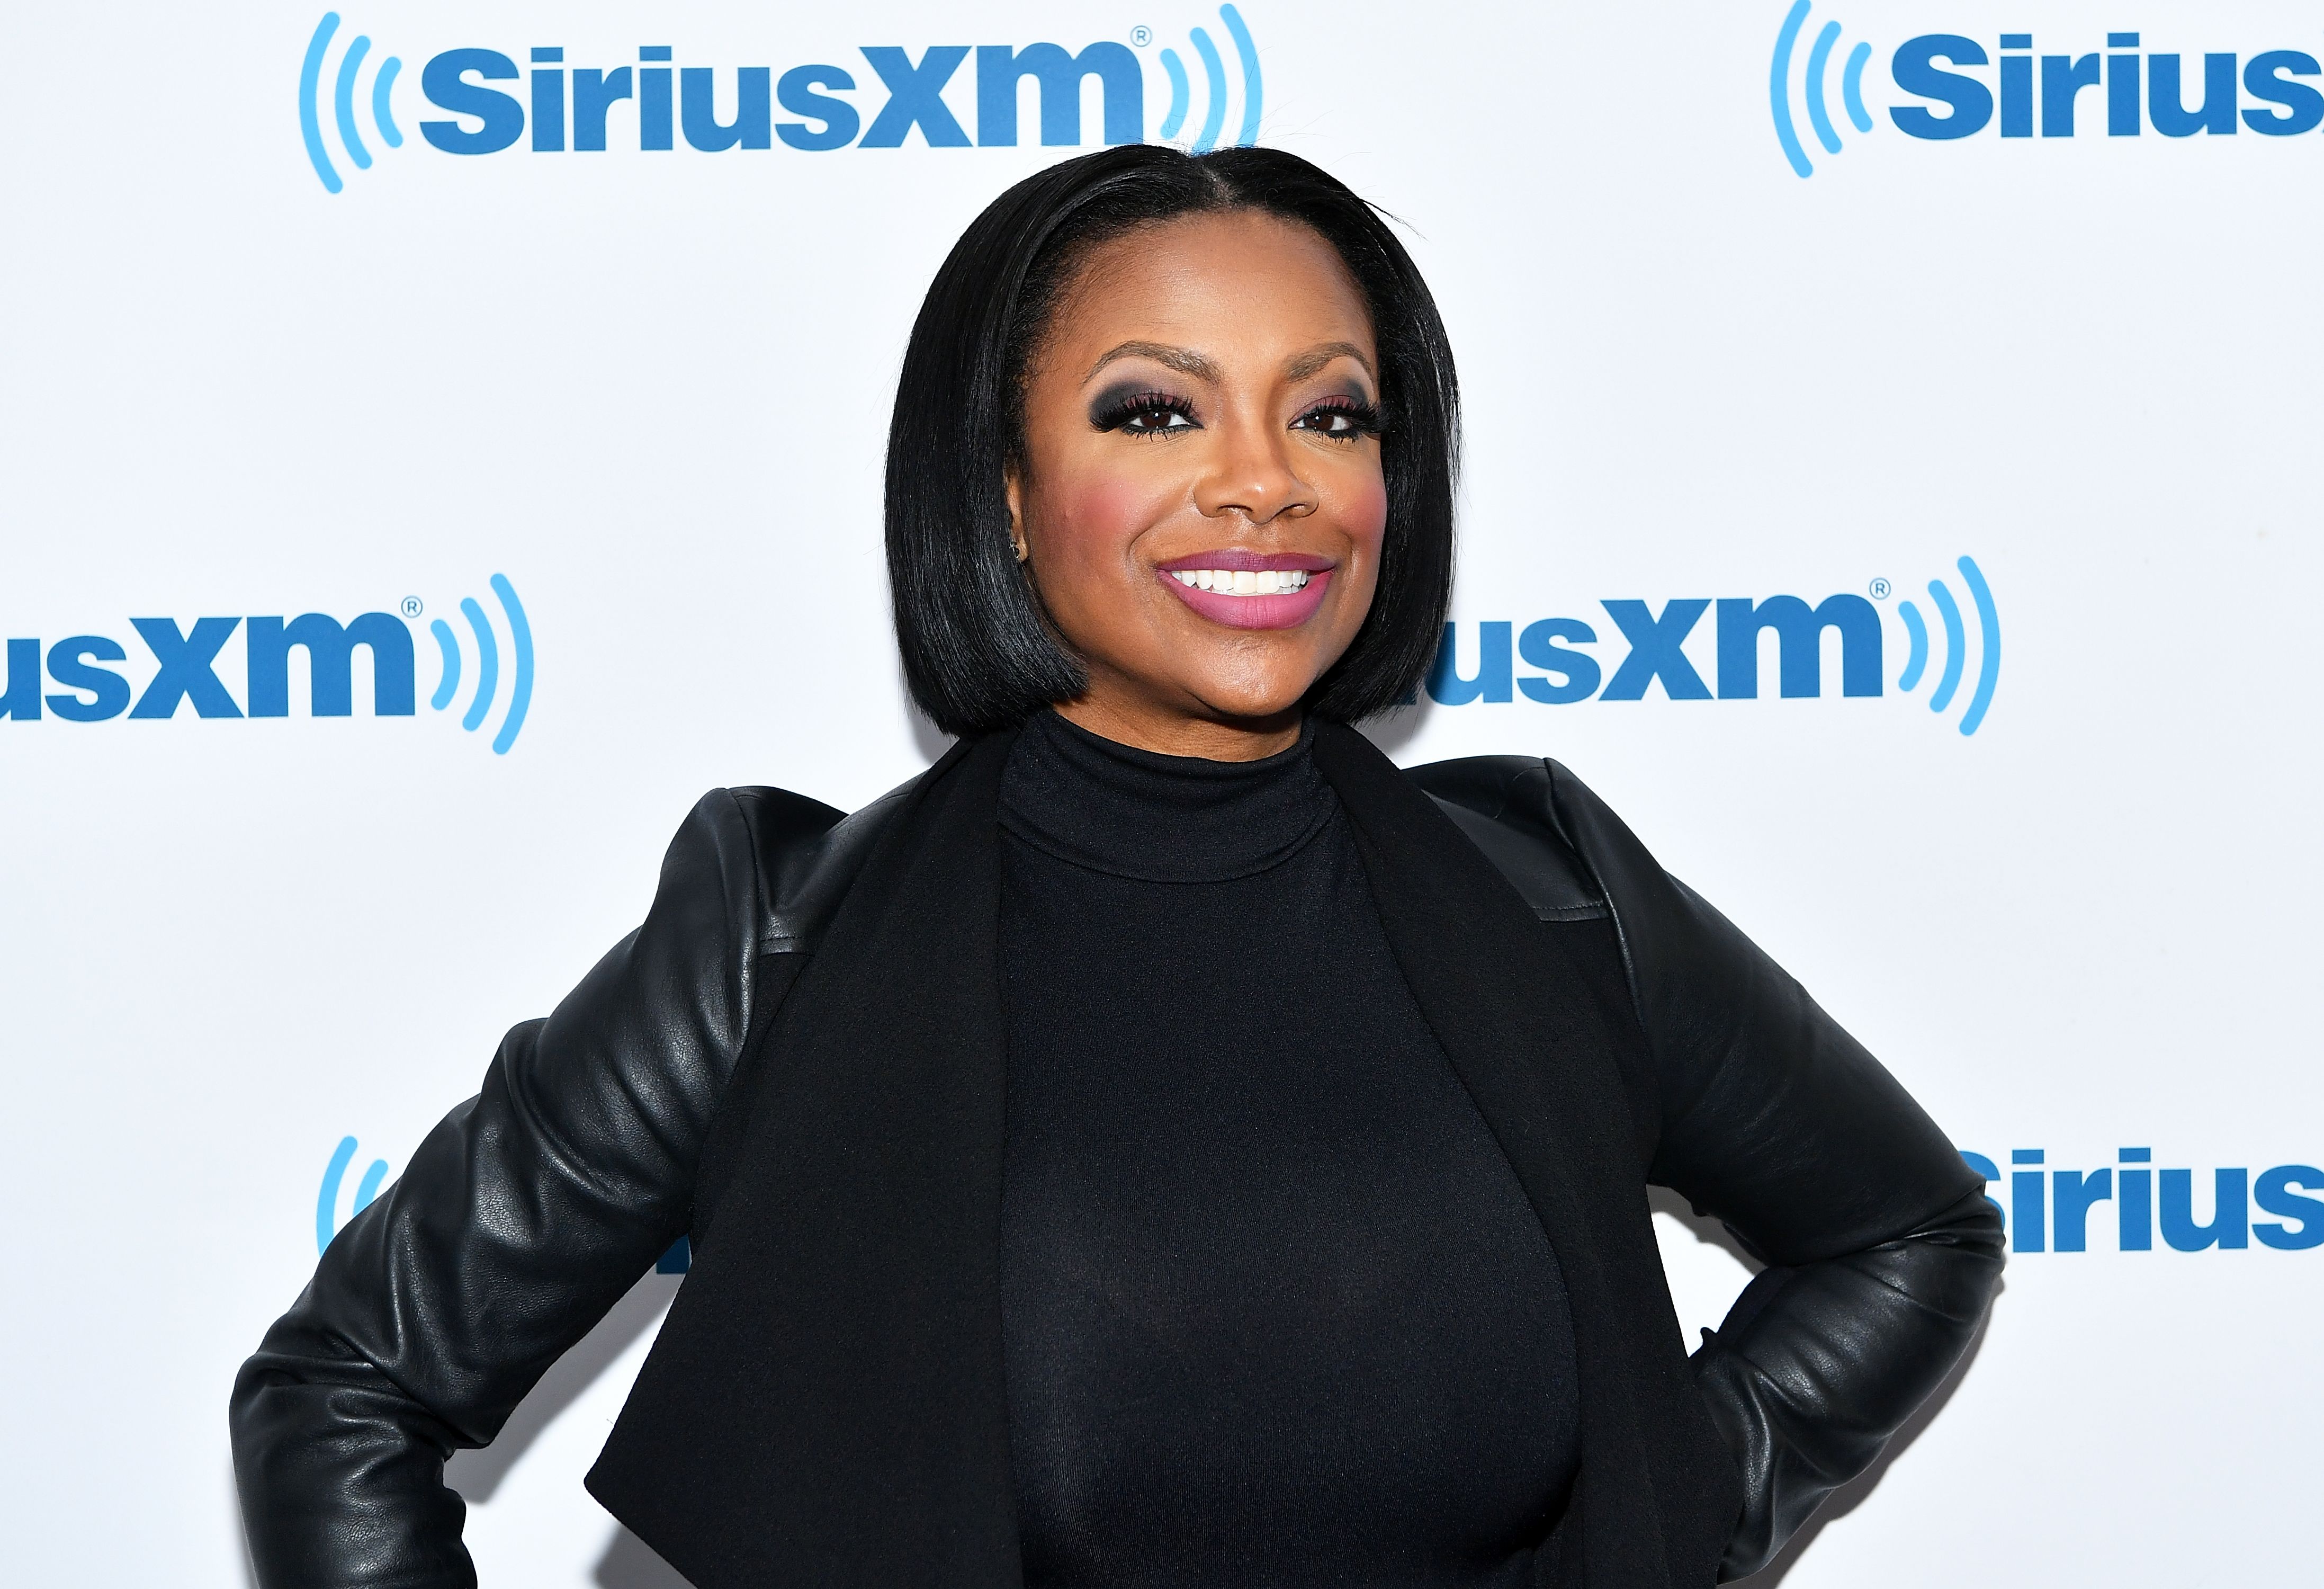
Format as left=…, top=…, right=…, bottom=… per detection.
left=1121, top=404, right=1195, bottom=433
left=1093, top=391, right=1199, bottom=435
left=1293, top=401, right=1381, bottom=439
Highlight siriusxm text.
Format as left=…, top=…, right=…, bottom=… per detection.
left=1961, top=1150, right=2323, bottom=1254
left=420, top=43, right=1143, bottom=155
left=2, top=615, right=411, bottom=722
left=1425, top=594, right=1881, bottom=706
left=1891, top=32, right=2324, bottom=139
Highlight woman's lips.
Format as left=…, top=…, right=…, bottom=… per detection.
left=1156, top=564, right=1334, bottom=631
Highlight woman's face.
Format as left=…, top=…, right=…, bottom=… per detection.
left=1009, top=209, right=1387, bottom=759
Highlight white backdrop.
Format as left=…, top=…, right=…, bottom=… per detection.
left=3, top=2, right=2319, bottom=1583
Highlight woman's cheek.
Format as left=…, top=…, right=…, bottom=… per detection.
left=1338, top=468, right=1389, bottom=556
left=1046, top=468, right=1177, bottom=564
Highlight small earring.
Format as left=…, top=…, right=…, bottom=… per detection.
left=1013, top=539, right=1029, bottom=563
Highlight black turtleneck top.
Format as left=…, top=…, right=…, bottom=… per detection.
left=997, top=710, right=1581, bottom=1589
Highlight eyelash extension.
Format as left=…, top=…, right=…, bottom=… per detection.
left=1293, top=397, right=1383, bottom=439
left=1090, top=390, right=1199, bottom=434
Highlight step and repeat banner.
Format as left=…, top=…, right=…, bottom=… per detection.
left=2, top=2, right=2317, bottom=1583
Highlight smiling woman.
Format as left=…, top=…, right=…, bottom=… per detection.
left=885, top=147, right=1455, bottom=753
left=232, top=146, right=2001, bottom=1589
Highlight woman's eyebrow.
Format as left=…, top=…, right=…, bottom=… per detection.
left=1283, top=341, right=1376, bottom=382
left=1084, top=340, right=1222, bottom=383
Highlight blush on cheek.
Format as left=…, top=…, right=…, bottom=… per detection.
left=1045, top=472, right=1174, bottom=565
left=1342, top=474, right=1389, bottom=555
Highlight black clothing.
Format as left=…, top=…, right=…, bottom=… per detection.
left=995, top=712, right=1580, bottom=1587
left=230, top=724, right=2004, bottom=1589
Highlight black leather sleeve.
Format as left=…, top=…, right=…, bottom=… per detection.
left=1539, top=762, right=2004, bottom=1581
left=228, top=790, right=771, bottom=1589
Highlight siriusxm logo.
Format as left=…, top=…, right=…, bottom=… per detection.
left=316, top=1136, right=690, bottom=1271
left=1960, top=1149, right=2324, bottom=1255
left=1771, top=3, right=2324, bottom=177
left=1423, top=556, right=2000, bottom=737
left=297, top=7, right=1261, bottom=194
left=1, top=574, right=534, bottom=754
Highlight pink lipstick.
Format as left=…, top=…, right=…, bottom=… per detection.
left=1154, top=550, right=1335, bottom=631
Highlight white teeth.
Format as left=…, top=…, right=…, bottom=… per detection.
left=1170, top=568, right=1313, bottom=595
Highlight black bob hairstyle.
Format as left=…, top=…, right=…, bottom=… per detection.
left=885, top=144, right=1460, bottom=736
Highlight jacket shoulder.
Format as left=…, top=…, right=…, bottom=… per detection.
left=726, top=776, right=916, bottom=954
left=1402, top=755, right=1607, bottom=923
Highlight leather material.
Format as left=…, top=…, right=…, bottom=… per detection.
left=1409, top=756, right=2005, bottom=1580
left=232, top=745, right=1999, bottom=1587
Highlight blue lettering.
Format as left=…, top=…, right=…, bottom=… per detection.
left=44, top=636, right=131, bottom=722
left=2052, top=1167, right=2112, bottom=1252
left=573, top=67, right=633, bottom=152
left=247, top=614, right=416, bottom=719
left=1999, top=47, right=2033, bottom=138
left=683, top=67, right=773, bottom=151
left=640, top=49, right=675, bottom=152
left=128, top=617, right=243, bottom=719
left=1891, top=35, right=1993, bottom=139
left=2150, top=53, right=2239, bottom=137
left=420, top=49, right=524, bottom=155
left=530, top=48, right=564, bottom=153
left=859, top=46, right=972, bottom=148
left=2011, top=1149, right=2045, bottom=1253
left=2108, top=37, right=2142, bottom=135
left=2253, top=1165, right=2324, bottom=1250
left=2160, top=1166, right=2249, bottom=1251
left=1599, top=600, right=1711, bottom=702
left=2119, top=1148, right=2153, bottom=1252
left=1960, top=1151, right=2004, bottom=1234
left=1426, top=621, right=1512, bottom=706
left=1715, top=594, right=1881, bottom=700
left=1517, top=619, right=1600, bottom=705
left=777, top=66, right=859, bottom=150
left=2242, top=51, right=2323, bottom=135
left=2, top=637, right=40, bottom=720
left=975, top=42, right=1143, bottom=147
left=2042, top=54, right=2102, bottom=136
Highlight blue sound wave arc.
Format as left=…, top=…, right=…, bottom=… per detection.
left=1956, top=556, right=2000, bottom=736
left=460, top=597, right=499, bottom=733
left=1189, top=28, right=1228, bottom=153
left=300, top=14, right=344, bottom=194
left=1897, top=600, right=1929, bottom=690
left=428, top=619, right=460, bottom=710
left=1843, top=42, right=1873, bottom=131
left=353, top=1157, right=388, bottom=1214
left=335, top=34, right=374, bottom=170
left=1806, top=22, right=1844, bottom=155
left=1926, top=579, right=1966, bottom=712
left=1220, top=5, right=1263, bottom=147
left=490, top=573, right=534, bottom=755
left=1159, top=49, right=1190, bottom=140
left=1770, top=1, right=1814, bottom=178
left=373, top=56, right=403, bottom=147
left=317, top=1136, right=390, bottom=1254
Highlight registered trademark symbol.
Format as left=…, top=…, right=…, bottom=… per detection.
left=401, top=595, right=424, bottom=618
left=1868, top=578, right=1890, bottom=600
left=1132, top=25, right=1152, bottom=46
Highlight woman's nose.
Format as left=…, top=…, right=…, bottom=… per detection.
left=1192, top=416, right=1319, bottom=526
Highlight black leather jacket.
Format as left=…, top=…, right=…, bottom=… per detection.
left=231, top=747, right=2002, bottom=1586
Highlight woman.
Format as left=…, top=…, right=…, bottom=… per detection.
left=232, top=146, right=2001, bottom=1588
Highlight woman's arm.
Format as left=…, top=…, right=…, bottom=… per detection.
left=229, top=791, right=773, bottom=1589
left=1545, top=764, right=2005, bottom=1582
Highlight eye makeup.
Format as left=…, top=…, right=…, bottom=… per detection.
left=1089, top=384, right=1200, bottom=435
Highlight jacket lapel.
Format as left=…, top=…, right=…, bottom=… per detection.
left=590, top=731, right=1024, bottom=1589
left=1312, top=722, right=1725, bottom=1589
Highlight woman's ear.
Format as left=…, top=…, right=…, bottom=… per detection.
left=1004, top=467, right=1030, bottom=563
